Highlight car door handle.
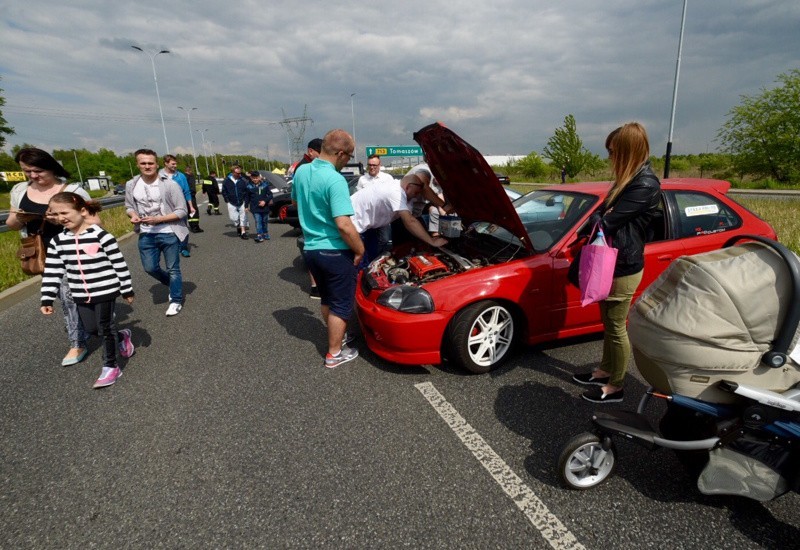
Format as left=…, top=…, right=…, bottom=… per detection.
left=657, top=254, right=674, bottom=261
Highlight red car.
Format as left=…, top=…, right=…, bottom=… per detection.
left=355, top=123, right=777, bottom=374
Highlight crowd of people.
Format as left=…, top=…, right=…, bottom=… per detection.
left=8, top=121, right=660, bottom=398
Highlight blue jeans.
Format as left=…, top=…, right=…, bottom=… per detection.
left=59, top=273, right=88, bottom=348
left=252, top=212, right=269, bottom=236
left=138, top=232, right=183, bottom=303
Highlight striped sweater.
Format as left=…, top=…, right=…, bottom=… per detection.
left=41, top=224, right=134, bottom=306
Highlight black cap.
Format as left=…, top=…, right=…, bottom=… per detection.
left=307, top=138, right=322, bottom=153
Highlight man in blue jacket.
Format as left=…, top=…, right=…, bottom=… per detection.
left=222, top=164, right=250, bottom=239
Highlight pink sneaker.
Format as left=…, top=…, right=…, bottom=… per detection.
left=93, top=366, right=122, bottom=388
left=118, top=329, right=135, bottom=359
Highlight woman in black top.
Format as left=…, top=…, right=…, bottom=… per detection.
left=7, top=148, right=97, bottom=366
left=572, top=123, right=662, bottom=403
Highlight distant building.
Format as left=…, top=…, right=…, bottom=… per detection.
left=482, top=155, right=525, bottom=167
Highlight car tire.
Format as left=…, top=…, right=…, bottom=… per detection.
left=447, top=300, right=515, bottom=374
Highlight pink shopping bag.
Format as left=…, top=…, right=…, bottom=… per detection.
left=579, top=224, right=618, bottom=306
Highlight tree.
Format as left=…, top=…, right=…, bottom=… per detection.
left=514, top=151, right=548, bottom=179
left=543, top=114, right=594, bottom=179
left=0, top=77, right=14, bottom=149
left=718, top=69, right=800, bottom=183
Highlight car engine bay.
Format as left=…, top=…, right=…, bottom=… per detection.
left=363, top=229, right=529, bottom=289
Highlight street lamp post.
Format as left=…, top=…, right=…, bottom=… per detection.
left=196, top=128, right=210, bottom=175
left=210, top=141, right=220, bottom=175
left=178, top=106, right=200, bottom=177
left=131, top=45, right=171, bottom=154
left=664, top=0, right=688, bottom=179
left=350, top=92, right=357, bottom=163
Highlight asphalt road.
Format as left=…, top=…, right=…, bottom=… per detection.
left=1, top=208, right=798, bottom=549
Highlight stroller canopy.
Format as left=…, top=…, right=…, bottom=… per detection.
left=628, top=241, right=800, bottom=401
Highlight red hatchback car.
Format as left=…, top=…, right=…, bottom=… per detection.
left=355, top=123, right=777, bottom=374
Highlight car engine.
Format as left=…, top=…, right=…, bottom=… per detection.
left=365, top=246, right=486, bottom=288
left=361, top=225, right=530, bottom=291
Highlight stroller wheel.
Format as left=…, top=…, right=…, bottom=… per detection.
left=558, top=432, right=617, bottom=490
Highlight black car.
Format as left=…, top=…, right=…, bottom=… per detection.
left=113, top=183, right=126, bottom=195
left=495, top=172, right=511, bottom=185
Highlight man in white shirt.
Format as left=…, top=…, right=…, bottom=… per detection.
left=351, top=173, right=448, bottom=266
left=356, top=154, right=395, bottom=191
left=355, top=155, right=396, bottom=254
left=124, top=149, right=190, bottom=316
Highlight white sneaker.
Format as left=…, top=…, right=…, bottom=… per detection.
left=166, top=303, right=183, bottom=316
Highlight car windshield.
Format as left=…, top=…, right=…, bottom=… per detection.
left=469, top=190, right=598, bottom=252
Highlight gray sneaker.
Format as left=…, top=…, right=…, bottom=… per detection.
left=324, top=346, right=358, bottom=369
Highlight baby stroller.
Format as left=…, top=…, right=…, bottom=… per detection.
left=557, top=236, right=800, bottom=502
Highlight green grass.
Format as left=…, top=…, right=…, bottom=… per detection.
left=737, top=197, right=800, bottom=254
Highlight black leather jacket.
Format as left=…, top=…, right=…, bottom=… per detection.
left=598, top=161, right=662, bottom=277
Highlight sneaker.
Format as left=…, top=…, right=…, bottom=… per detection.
left=263, top=234, right=270, bottom=240
left=324, top=346, right=359, bottom=369
left=118, top=329, right=135, bottom=358
left=254, top=236, right=263, bottom=243
left=240, top=232, right=249, bottom=240
left=342, top=331, right=356, bottom=346
left=180, top=249, right=191, bottom=258
left=572, top=371, right=610, bottom=386
left=582, top=386, right=624, bottom=403
left=166, top=302, right=183, bottom=317
left=309, top=286, right=321, bottom=299
left=93, top=365, right=122, bottom=388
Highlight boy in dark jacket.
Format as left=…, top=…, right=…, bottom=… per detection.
left=246, top=171, right=274, bottom=243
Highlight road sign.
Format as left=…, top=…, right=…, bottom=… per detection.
left=1, top=171, right=26, bottom=182
left=365, top=145, right=423, bottom=157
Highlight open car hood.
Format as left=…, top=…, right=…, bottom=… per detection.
left=413, top=123, right=532, bottom=251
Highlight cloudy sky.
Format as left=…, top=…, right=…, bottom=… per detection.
left=2, top=0, right=798, bottom=166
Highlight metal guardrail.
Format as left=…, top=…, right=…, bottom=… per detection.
left=0, top=195, right=126, bottom=233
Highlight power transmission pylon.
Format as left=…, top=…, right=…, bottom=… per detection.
left=280, top=106, right=313, bottom=162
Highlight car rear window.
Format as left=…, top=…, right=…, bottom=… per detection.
left=673, top=191, right=742, bottom=238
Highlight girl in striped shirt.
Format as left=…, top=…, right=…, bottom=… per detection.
left=41, top=192, right=135, bottom=388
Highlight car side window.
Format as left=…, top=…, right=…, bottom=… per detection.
left=673, top=191, right=742, bottom=238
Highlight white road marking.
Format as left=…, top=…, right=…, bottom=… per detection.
left=415, top=381, right=585, bottom=550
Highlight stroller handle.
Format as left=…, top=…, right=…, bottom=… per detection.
left=724, top=235, right=800, bottom=368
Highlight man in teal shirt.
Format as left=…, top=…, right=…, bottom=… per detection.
left=292, top=129, right=364, bottom=368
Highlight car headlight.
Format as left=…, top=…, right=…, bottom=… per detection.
left=376, top=286, right=434, bottom=313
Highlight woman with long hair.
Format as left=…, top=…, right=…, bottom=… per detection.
left=7, top=148, right=98, bottom=366
left=572, top=122, right=662, bottom=403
